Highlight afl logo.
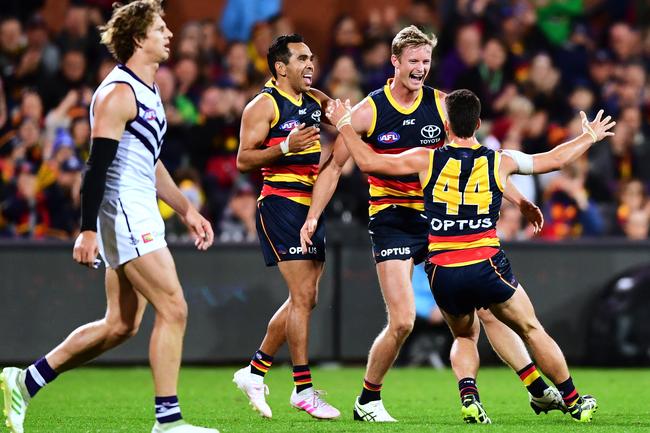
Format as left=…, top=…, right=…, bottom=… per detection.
left=378, top=131, right=400, bottom=144
left=421, top=124, right=441, bottom=139
left=144, top=109, right=157, bottom=121
left=279, top=119, right=300, bottom=131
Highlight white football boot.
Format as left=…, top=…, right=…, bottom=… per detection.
left=353, top=397, right=397, bottom=422
left=232, top=366, right=272, bottom=418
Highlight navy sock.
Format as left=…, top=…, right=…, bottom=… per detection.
left=250, top=350, right=274, bottom=377
left=155, top=395, right=183, bottom=424
left=24, top=357, right=58, bottom=398
left=556, top=377, right=580, bottom=408
left=293, top=365, right=313, bottom=394
left=459, top=377, right=480, bottom=402
left=359, top=379, right=382, bottom=405
left=517, top=363, right=548, bottom=398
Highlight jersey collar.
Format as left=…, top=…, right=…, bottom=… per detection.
left=266, top=79, right=303, bottom=106
left=384, top=78, right=423, bottom=115
left=448, top=141, right=482, bottom=150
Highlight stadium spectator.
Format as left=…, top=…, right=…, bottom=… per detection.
left=611, top=179, right=649, bottom=236
left=541, top=158, right=605, bottom=239
left=329, top=15, right=363, bottom=65
left=437, top=23, right=482, bottom=91
left=359, top=37, right=392, bottom=94
left=455, top=37, right=516, bottom=119
left=0, top=0, right=648, bottom=242
left=497, top=201, right=530, bottom=241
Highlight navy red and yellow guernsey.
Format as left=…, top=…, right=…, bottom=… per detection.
left=422, top=143, right=505, bottom=266
left=363, top=79, right=447, bottom=216
left=258, top=79, right=322, bottom=206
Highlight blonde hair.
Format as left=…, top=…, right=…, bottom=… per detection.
left=391, top=25, right=437, bottom=58
left=99, top=0, right=163, bottom=64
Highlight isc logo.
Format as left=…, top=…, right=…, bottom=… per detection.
left=403, top=119, right=415, bottom=125
left=378, top=131, right=400, bottom=144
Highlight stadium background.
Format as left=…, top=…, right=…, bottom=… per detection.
left=1, top=0, right=649, bottom=368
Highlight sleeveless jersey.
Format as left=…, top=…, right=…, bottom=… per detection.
left=422, top=143, right=504, bottom=266
left=364, top=79, right=446, bottom=216
left=258, top=79, right=322, bottom=206
left=89, top=65, right=166, bottom=202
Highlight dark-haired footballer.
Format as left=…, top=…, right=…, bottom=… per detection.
left=326, top=89, right=614, bottom=424
left=232, top=34, right=340, bottom=420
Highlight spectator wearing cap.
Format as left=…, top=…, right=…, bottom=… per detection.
left=587, top=49, right=615, bottom=108
left=219, top=177, right=257, bottom=243
left=42, top=152, right=82, bottom=239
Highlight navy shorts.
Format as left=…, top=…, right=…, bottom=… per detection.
left=369, top=205, right=428, bottom=264
left=256, top=195, right=326, bottom=267
left=424, top=250, right=518, bottom=316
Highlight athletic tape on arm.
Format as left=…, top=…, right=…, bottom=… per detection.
left=502, top=149, right=534, bottom=175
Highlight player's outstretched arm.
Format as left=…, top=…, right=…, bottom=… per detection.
left=236, top=94, right=320, bottom=172
left=73, top=83, right=135, bottom=267
left=326, top=98, right=429, bottom=176
left=500, top=110, right=616, bottom=178
left=155, top=161, right=214, bottom=250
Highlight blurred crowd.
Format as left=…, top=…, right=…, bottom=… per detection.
left=0, top=0, right=648, bottom=242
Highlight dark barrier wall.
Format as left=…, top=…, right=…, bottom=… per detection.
left=1, top=240, right=649, bottom=365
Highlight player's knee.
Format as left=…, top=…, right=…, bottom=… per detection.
left=390, top=316, right=415, bottom=340
left=291, top=288, right=319, bottom=311
left=517, top=319, right=543, bottom=343
left=107, top=320, right=140, bottom=342
left=159, top=297, right=188, bottom=325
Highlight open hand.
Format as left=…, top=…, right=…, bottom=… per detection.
left=581, top=109, right=616, bottom=142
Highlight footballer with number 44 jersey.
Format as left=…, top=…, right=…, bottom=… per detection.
left=326, top=89, right=615, bottom=424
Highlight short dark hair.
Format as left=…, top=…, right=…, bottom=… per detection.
left=445, top=89, right=481, bottom=138
left=267, top=34, right=304, bottom=79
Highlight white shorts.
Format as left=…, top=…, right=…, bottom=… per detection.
left=96, top=196, right=167, bottom=268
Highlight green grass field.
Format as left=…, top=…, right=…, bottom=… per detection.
left=5, top=366, right=649, bottom=433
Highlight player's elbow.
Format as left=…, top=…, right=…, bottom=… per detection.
left=236, top=155, right=253, bottom=173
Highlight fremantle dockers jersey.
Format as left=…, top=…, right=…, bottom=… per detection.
left=364, top=79, right=446, bottom=216
left=89, top=65, right=166, bottom=201
left=422, top=143, right=504, bottom=266
left=258, top=79, right=322, bottom=206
